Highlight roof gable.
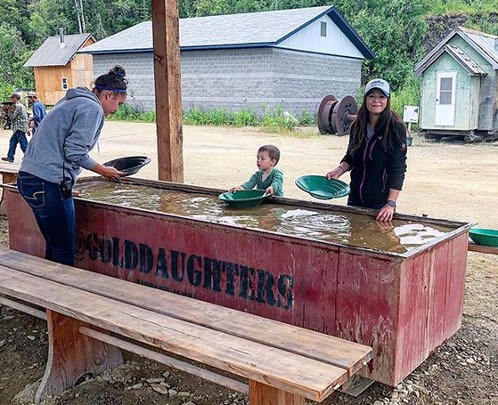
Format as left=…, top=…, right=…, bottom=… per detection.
left=24, top=34, right=95, bottom=67
left=415, top=26, right=498, bottom=75
left=414, top=44, right=487, bottom=76
left=79, top=6, right=374, bottom=59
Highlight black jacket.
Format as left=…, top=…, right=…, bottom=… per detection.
left=342, top=121, right=407, bottom=208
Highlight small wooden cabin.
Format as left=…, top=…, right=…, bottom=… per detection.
left=414, top=27, right=498, bottom=141
left=23, top=32, right=95, bottom=106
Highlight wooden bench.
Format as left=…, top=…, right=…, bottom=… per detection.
left=0, top=161, right=20, bottom=184
left=468, top=242, right=498, bottom=255
left=0, top=247, right=373, bottom=404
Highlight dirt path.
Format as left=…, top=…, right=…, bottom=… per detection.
left=0, top=123, right=497, bottom=404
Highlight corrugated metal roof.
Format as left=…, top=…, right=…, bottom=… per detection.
left=460, top=27, right=498, bottom=67
left=445, top=44, right=487, bottom=75
left=79, top=6, right=374, bottom=59
left=415, top=26, right=498, bottom=75
left=24, top=33, right=94, bottom=67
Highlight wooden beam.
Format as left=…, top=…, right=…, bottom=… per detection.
left=0, top=296, right=46, bottom=320
left=35, top=310, right=123, bottom=403
left=80, top=326, right=249, bottom=394
left=249, top=380, right=305, bottom=405
left=151, top=0, right=184, bottom=182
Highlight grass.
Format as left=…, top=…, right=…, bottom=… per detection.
left=112, top=103, right=318, bottom=134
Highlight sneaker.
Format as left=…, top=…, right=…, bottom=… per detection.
left=1, top=157, right=14, bottom=163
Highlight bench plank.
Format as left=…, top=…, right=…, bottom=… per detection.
left=0, top=247, right=371, bottom=376
left=0, top=162, right=20, bottom=183
left=0, top=161, right=20, bottom=171
left=468, top=242, right=498, bottom=255
left=0, top=265, right=347, bottom=401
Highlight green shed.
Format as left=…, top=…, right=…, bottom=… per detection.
left=414, top=27, right=498, bottom=141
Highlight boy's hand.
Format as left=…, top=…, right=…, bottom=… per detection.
left=230, top=185, right=243, bottom=192
left=266, top=186, right=274, bottom=195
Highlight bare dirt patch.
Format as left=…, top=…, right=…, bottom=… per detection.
left=0, top=124, right=497, bottom=404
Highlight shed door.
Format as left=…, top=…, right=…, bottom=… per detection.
left=435, top=72, right=456, bottom=126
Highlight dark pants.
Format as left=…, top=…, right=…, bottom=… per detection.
left=17, top=172, right=76, bottom=266
left=7, top=130, right=28, bottom=160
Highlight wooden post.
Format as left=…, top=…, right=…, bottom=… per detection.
left=151, top=0, right=184, bottom=182
left=35, top=310, right=123, bottom=403
left=248, top=380, right=305, bottom=405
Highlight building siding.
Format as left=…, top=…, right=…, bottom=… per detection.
left=278, top=15, right=363, bottom=58
left=93, top=47, right=362, bottom=116
left=450, top=36, right=497, bottom=131
left=421, top=54, right=472, bottom=130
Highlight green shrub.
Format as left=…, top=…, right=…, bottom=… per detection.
left=261, top=105, right=298, bottom=132
left=234, top=107, right=259, bottom=127
left=183, top=107, right=209, bottom=125
left=112, top=103, right=318, bottom=133
left=108, top=104, right=156, bottom=122
left=183, top=105, right=313, bottom=132
left=297, top=109, right=316, bottom=126
left=390, top=74, right=421, bottom=131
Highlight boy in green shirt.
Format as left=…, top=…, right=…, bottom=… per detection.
left=231, top=144, right=283, bottom=196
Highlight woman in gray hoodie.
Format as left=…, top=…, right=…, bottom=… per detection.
left=17, top=65, right=128, bottom=266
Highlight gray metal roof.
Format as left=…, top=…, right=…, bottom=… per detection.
left=415, top=26, right=498, bottom=75
left=462, top=27, right=498, bottom=67
left=24, top=34, right=94, bottom=67
left=79, top=6, right=374, bottom=58
left=445, top=44, right=488, bottom=75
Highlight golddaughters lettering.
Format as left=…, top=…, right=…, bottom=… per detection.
left=76, top=232, right=294, bottom=310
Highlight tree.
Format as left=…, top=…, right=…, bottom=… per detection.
left=0, top=23, right=32, bottom=98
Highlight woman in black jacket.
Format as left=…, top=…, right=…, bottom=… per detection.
left=326, top=79, right=407, bottom=222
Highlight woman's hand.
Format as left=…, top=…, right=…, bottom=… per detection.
left=375, top=220, right=394, bottom=233
left=326, top=163, right=349, bottom=180
left=265, top=185, right=274, bottom=195
left=92, top=163, right=124, bottom=180
left=376, top=204, right=395, bottom=222
left=230, top=185, right=243, bottom=193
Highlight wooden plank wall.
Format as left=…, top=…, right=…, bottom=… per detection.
left=33, top=37, right=95, bottom=106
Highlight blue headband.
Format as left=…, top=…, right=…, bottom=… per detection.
left=95, top=85, right=127, bottom=93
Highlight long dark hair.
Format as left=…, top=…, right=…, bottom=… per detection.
left=349, top=92, right=405, bottom=153
left=93, top=65, right=128, bottom=94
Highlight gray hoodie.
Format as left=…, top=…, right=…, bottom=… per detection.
left=20, top=87, right=104, bottom=185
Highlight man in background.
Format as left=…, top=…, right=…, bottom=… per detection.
left=27, top=91, right=47, bottom=135
left=2, top=93, right=28, bottom=163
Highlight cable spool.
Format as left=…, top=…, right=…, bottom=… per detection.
left=317, top=95, right=358, bottom=135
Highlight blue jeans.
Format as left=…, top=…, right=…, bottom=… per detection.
left=17, top=172, right=75, bottom=266
left=7, top=130, right=28, bottom=160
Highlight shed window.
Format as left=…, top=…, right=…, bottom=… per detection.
left=320, top=21, right=327, bottom=37
left=439, top=77, right=453, bottom=105
left=61, top=77, right=68, bottom=90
